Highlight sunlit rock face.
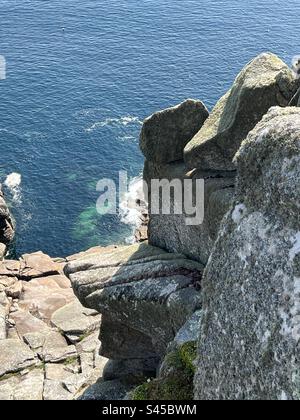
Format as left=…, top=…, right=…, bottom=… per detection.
left=184, top=53, right=297, bottom=171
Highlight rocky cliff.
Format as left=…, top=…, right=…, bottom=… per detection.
left=1, top=52, right=300, bottom=400
left=0, top=186, right=15, bottom=259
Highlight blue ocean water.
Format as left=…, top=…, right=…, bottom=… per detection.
left=0, top=0, right=299, bottom=257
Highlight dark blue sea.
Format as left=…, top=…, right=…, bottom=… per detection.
left=0, top=0, right=299, bottom=257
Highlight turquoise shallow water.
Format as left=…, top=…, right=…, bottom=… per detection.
left=0, top=0, right=299, bottom=257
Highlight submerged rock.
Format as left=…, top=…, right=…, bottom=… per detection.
left=140, top=99, right=208, bottom=164
left=194, top=107, right=300, bottom=400
left=184, top=53, right=297, bottom=171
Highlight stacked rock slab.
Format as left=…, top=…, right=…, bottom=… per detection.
left=184, top=53, right=297, bottom=171
left=141, top=100, right=236, bottom=265
left=0, top=249, right=109, bottom=400
left=0, top=186, right=14, bottom=258
left=65, top=242, right=203, bottom=382
left=194, top=107, right=300, bottom=400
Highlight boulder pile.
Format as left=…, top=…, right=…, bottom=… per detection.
left=0, top=248, right=107, bottom=400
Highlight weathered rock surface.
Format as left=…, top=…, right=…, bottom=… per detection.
left=78, top=379, right=129, bottom=401
left=140, top=99, right=209, bottom=164
left=0, top=339, right=37, bottom=376
left=51, top=300, right=101, bottom=343
left=0, top=248, right=109, bottom=400
left=144, top=160, right=235, bottom=264
left=66, top=243, right=203, bottom=358
left=184, top=53, right=297, bottom=171
left=194, top=107, right=300, bottom=400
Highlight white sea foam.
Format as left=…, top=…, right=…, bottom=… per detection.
left=4, top=172, right=22, bottom=203
left=85, top=116, right=142, bottom=133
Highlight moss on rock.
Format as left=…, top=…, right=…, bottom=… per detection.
left=131, top=341, right=197, bottom=400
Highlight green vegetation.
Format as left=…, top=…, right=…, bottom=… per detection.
left=131, top=341, right=197, bottom=400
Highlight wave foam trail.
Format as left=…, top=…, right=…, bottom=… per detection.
left=4, top=172, right=22, bottom=203
left=86, top=116, right=142, bottom=133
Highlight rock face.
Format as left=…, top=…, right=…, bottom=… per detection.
left=144, top=160, right=235, bottom=264
left=140, top=99, right=209, bottom=164
left=0, top=186, right=14, bottom=258
left=65, top=243, right=203, bottom=382
left=184, top=53, right=297, bottom=171
left=194, top=107, right=300, bottom=400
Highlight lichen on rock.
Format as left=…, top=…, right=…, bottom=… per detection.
left=184, top=53, right=297, bottom=171
left=194, top=107, right=300, bottom=400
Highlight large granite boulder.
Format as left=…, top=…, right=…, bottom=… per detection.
left=65, top=243, right=203, bottom=359
left=140, top=99, right=209, bottom=164
left=0, top=186, right=14, bottom=257
left=194, top=107, right=300, bottom=400
left=144, top=160, right=235, bottom=264
left=184, top=53, right=297, bottom=171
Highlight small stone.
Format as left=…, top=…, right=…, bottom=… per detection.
left=6, top=281, right=23, bottom=299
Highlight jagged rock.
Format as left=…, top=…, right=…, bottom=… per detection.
left=140, top=99, right=209, bottom=164
left=194, top=107, right=300, bottom=400
left=19, top=275, right=74, bottom=322
left=144, top=160, right=235, bottom=264
left=19, top=251, right=62, bottom=279
left=0, top=339, right=37, bottom=376
left=43, top=379, right=74, bottom=401
left=51, top=300, right=101, bottom=343
left=9, top=309, right=51, bottom=337
left=103, top=358, right=157, bottom=383
left=0, top=244, right=6, bottom=260
left=0, top=186, right=15, bottom=249
left=99, top=316, right=158, bottom=360
left=76, top=330, right=99, bottom=354
left=66, top=243, right=203, bottom=356
left=6, top=281, right=23, bottom=299
left=184, top=53, right=297, bottom=171
left=45, top=363, right=77, bottom=381
left=0, top=261, right=20, bottom=277
left=173, top=310, right=202, bottom=347
left=0, top=306, right=6, bottom=340
left=78, top=379, right=129, bottom=401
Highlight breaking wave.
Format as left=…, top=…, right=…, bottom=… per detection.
left=119, top=175, right=147, bottom=243
left=4, top=172, right=22, bottom=203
